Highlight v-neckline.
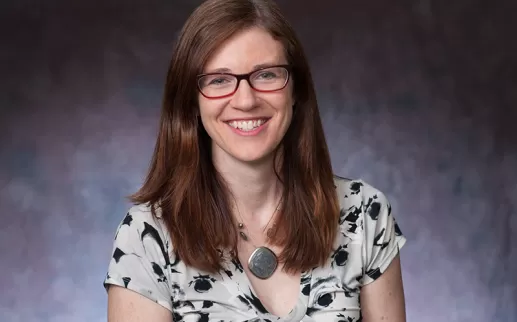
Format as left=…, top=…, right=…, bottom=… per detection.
left=225, top=254, right=313, bottom=321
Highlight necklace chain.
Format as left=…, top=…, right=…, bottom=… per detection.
left=233, top=197, right=282, bottom=248
left=231, top=195, right=283, bottom=279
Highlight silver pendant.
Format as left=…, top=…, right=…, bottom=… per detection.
left=248, top=247, right=278, bottom=279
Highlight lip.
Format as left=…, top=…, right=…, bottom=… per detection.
left=225, top=118, right=270, bottom=136
left=224, top=117, right=271, bottom=122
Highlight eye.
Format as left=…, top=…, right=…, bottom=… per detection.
left=209, top=77, right=231, bottom=85
left=256, top=71, right=278, bottom=79
left=200, top=74, right=234, bottom=88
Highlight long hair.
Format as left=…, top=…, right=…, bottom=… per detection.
left=130, top=0, right=340, bottom=274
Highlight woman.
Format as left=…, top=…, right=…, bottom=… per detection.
left=104, top=0, right=407, bottom=321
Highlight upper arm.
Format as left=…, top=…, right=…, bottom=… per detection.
left=108, top=285, right=173, bottom=322
left=360, top=254, right=406, bottom=322
left=103, top=208, right=175, bottom=321
left=359, top=181, right=407, bottom=321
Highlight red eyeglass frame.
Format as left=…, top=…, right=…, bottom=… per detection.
left=196, top=64, right=292, bottom=99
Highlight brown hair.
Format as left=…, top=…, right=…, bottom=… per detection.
left=130, top=0, right=340, bottom=274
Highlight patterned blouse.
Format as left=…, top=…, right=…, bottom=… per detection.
left=103, top=177, right=407, bottom=321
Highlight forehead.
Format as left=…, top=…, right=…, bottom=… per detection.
left=203, top=27, right=287, bottom=73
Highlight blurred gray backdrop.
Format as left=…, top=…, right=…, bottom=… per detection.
left=1, top=0, right=516, bottom=321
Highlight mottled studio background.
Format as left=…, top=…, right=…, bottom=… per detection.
left=1, top=0, right=516, bottom=321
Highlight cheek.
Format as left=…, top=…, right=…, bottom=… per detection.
left=282, top=93, right=295, bottom=118
left=272, top=89, right=294, bottom=113
left=284, top=105, right=294, bottom=128
left=197, top=97, right=208, bottom=118
left=198, top=97, right=216, bottom=118
left=197, top=101, right=212, bottom=131
left=283, top=87, right=295, bottom=115
left=198, top=100, right=225, bottom=135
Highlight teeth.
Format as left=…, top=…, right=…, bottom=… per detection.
left=228, top=119, right=267, bottom=131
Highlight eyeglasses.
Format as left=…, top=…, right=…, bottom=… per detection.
left=197, top=65, right=290, bottom=99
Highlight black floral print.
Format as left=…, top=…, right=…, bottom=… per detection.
left=103, top=177, right=407, bottom=321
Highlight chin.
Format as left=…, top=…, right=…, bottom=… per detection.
left=211, top=137, right=281, bottom=166
left=219, top=142, right=278, bottom=164
left=230, top=150, right=274, bottom=164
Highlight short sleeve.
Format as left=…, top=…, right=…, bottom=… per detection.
left=103, top=206, right=173, bottom=312
left=360, top=182, right=407, bottom=286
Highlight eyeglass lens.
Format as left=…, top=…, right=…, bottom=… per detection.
left=198, top=66, right=288, bottom=98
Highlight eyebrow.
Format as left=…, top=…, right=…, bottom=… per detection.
left=205, top=62, right=283, bottom=74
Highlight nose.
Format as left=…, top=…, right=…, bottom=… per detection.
left=230, top=79, right=257, bottom=110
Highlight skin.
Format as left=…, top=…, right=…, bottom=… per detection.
left=361, top=255, right=407, bottom=321
left=199, top=26, right=295, bottom=227
left=107, top=26, right=407, bottom=321
left=107, top=286, right=171, bottom=322
left=199, top=26, right=299, bottom=317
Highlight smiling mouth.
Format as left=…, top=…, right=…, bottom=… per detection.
left=225, top=118, right=271, bottom=132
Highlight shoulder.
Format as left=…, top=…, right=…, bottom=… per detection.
left=113, top=203, right=173, bottom=256
left=333, top=175, right=406, bottom=283
left=125, top=202, right=167, bottom=227
left=119, top=203, right=168, bottom=231
left=332, top=175, right=388, bottom=214
left=103, top=203, right=176, bottom=312
left=332, top=175, right=396, bottom=239
left=332, top=175, right=384, bottom=198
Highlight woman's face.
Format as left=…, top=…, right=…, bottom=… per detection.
left=198, top=26, right=294, bottom=165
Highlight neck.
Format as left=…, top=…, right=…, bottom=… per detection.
left=212, top=147, right=283, bottom=227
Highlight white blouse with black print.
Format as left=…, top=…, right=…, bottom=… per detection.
left=104, top=177, right=407, bottom=321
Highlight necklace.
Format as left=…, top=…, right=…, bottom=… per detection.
left=233, top=197, right=282, bottom=280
